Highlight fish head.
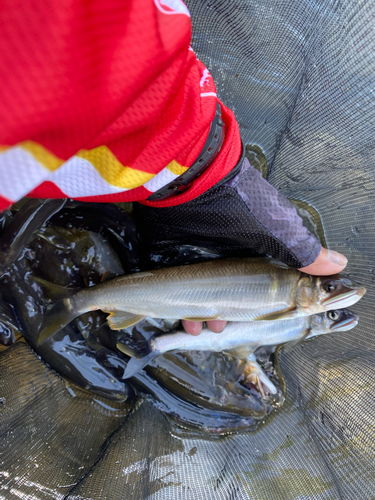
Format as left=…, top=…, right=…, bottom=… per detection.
left=296, top=274, right=366, bottom=314
left=310, top=308, right=359, bottom=335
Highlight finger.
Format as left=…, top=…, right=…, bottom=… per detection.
left=181, top=320, right=202, bottom=336
left=298, top=247, right=347, bottom=276
left=206, top=320, right=227, bottom=333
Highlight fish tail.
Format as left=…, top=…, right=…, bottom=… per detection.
left=244, top=356, right=277, bottom=398
left=255, top=370, right=277, bottom=398
left=122, top=354, right=157, bottom=379
left=29, top=276, right=79, bottom=301
left=116, top=337, right=158, bottom=378
left=37, top=298, right=77, bottom=345
left=116, top=336, right=154, bottom=360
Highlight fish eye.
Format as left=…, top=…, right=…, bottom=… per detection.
left=323, top=281, right=336, bottom=292
left=328, top=310, right=340, bottom=321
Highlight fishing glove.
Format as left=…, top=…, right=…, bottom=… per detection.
left=133, top=154, right=322, bottom=269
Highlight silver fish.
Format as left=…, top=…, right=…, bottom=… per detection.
left=119, top=308, right=359, bottom=378
left=37, top=258, right=365, bottom=344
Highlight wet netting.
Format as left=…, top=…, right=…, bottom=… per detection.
left=1, top=0, right=375, bottom=498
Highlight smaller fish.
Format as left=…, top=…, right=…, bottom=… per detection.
left=118, top=308, right=358, bottom=378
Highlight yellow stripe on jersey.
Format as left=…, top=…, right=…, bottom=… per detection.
left=20, top=141, right=64, bottom=171
left=166, top=160, right=189, bottom=176
left=76, top=146, right=156, bottom=189
left=0, top=141, right=189, bottom=198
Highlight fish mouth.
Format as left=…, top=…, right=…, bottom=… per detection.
left=323, top=287, right=366, bottom=309
left=331, top=316, right=359, bottom=331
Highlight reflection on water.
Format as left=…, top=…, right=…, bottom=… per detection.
left=0, top=199, right=299, bottom=434
left=0, top=186, right=332, bottom=436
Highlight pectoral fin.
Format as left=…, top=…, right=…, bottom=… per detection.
left=243, top=355, right=277, bottom=397
left=254, top=308, right=299, bottom=321
left=223, top=343, right=259, bottom=359
left=289, top=327, right=312, bottom=348
left=104, top=311, right=146, bottom=330
left=122, top=355, right=157, bottom=378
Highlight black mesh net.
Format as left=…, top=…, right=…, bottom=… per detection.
left=1, top=0, right=375, bottom=498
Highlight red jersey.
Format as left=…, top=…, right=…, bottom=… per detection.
left=0, top=0, right=241, bottom=210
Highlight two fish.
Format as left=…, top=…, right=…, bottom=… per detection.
left=37, top=257, right=365, bottom=390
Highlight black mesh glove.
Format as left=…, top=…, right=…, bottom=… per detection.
left=133, top=156, right=322, bottom=269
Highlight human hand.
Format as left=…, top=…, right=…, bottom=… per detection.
left=134, top=150, right=348, bottom=337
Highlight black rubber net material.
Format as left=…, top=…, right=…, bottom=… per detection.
left=1, top=0, right=375, bottom=499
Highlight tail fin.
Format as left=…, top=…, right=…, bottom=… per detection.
left=115, top=334, right=155, bottom=359
left=122, top=354, right=158, bottom=379
left=244, top=355, right=277, bottom=398
left=255, top=369, right=277, bottom=398
left=116, top=336, right=159, bottom=378
left=30, top=276, right=78, bottom=302
left=37, top=298, right=77, bottom=345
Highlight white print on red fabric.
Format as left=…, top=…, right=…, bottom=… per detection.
left=189, top=50, right=217, bottom=98
left=199, top=67, right=217, bottom=98
left=200, top=68, right=212, bottom=87
left=154, top=0, right=190, bottom=16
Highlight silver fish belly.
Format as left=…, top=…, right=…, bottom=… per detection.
left=153, top=317, right=310, bottom=354
left=73, top=258, right=300, bottom=322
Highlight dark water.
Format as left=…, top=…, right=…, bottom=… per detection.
left=0, top=199, right=313, bottom=434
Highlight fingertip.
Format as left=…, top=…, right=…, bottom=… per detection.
left=327, top=249, right=348, bottom=268
left=299, top=247, right=348, bottom=276
left=181, top=320, right=202, bottom=336
left=206, top=320, right=227, bottom=333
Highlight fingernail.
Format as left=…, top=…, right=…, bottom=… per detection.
left=327, top=250, right=348, bottom=266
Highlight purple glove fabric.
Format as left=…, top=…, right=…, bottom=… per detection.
left=227, top=157, right=321, bottom=267
left=133, top=157, right=321, bottom=269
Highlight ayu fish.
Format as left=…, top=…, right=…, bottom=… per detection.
left=37, top=258, right=365, bottom=344
left=118, top=309, right=359, bottom=378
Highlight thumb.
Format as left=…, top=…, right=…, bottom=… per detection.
left=298, top=247, right=347, bottom=276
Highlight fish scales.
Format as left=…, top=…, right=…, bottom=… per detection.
left=37, top=257, right=366, bottom=343
left=72, top=258, right=300, bottom=321
left=120, top=309, right=359, bottom=378
left=154, top=317, right=311, bottom=353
